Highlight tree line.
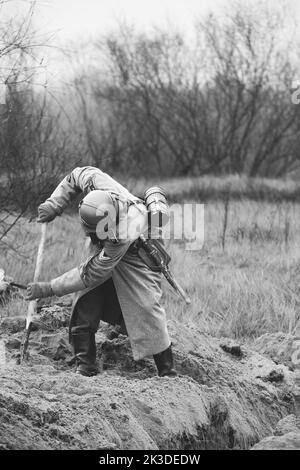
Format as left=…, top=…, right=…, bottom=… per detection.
left=1, top=0, right=300, bottom=240
left=73, top=1, right=300, bottom=178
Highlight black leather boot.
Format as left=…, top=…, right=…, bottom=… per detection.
left=71, top=331, right=98, bottom=377
left=153, top=345, right=177, bottom=377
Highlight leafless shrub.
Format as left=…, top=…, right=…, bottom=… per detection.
left=72, top=1, right=300, bottom=178
left=0, top=2, right=78, bottom=247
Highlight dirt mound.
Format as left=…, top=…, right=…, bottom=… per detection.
left=250, top=407, right=300, bottom=449
left=252, top=332, right=300, bottom=371
left=0, top=306, right=299, bottom=450
left=251, top=415, right=300, bottom=450
left=251, top=432, right=300, bottom=450
left=274, top=414, right=300, bottom=435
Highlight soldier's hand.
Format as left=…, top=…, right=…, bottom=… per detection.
left=37, top=202, right=58, bottom=223
left=26, top=282, right=53, bottom=300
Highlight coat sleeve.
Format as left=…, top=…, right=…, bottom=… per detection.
left=50, top=239, right=132, bottom=297
left=44, top=166, right=101, bottom=215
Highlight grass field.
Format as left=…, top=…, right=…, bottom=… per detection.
left=125, top=174, right=300, bottom=203
left=1, top=188, right=300, bottom=343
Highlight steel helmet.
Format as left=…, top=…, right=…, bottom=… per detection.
left=79, top=190, right=117, bottom=239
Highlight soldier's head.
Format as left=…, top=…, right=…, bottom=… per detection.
left=79, top=190, right=118, bottom=241
left=79, top=190, right=149, bottom=242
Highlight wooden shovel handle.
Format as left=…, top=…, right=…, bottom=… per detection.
left=33, top=223, right=47, bottom=282
left=21, top=223, right=48, bottom=361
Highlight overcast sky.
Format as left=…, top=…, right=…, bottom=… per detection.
left=1, top=0, right=298, bottom=91
left=5, top=0, right=230, bottom=84
left=3, top=0, right=298, bottom=51
left=34, top=0, right=228, bottom=42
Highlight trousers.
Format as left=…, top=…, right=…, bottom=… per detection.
left=70, top=278, right=127, bottom=336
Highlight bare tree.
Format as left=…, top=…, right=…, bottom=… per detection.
left=195, top=1, right=300, bottom=176
left=0, top=1, right=78, bottom=247
left=72, top=1, right=300, bottom=178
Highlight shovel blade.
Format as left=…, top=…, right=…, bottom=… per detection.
left=20, top=301, right=37, bottom=363
left=19, top=321, right=33, bottom=363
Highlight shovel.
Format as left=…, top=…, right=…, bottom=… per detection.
left=20, top=223, right=48, bottom=363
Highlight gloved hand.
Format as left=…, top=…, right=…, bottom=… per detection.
left=0, top=281, right=10, bottom=293
left=37, top=202, right=58, bottom=223
left=26, top=282, right=53, bottom=300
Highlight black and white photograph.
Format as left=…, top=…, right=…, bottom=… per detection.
left=0, top=0, right=299, bottom=457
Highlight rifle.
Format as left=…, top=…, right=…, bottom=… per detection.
left=139, top=234, right=191, bottom=305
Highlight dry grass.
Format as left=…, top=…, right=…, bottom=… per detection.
left=165, top=199, right=300, bottom=339
left=1, top=197, right=300, bottom=341
left=125, top=174, right=300, bottom=203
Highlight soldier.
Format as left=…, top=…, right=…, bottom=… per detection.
left=26, top=167, right=177, bottom=378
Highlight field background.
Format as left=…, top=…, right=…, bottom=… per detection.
left=1, top=0, right=300, bottom=451
left=2, top=175, right=300, bottom=345
left=1, top=0, right=300, bottom=346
